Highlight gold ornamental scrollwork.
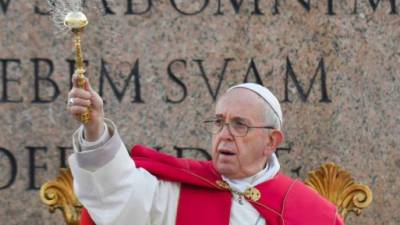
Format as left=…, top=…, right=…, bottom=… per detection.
left=40, top=168, right=82, bottom=225
left=305, top=163, right=373, bottom=220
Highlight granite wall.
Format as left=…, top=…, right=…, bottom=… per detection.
left=0, top=0, right=399, bottom=224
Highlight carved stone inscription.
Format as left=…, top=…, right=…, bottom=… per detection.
left=1, top=0, right=399, bottom=15
left=0, top=57, right=330, bottom=103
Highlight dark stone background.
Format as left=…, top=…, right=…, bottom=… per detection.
left=0, top=0, right=399, bottom=224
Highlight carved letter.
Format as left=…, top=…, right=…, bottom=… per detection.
left=327, top=0, right=335, bottom=15
left=272, top=0, right=280, bottom=14
left=126, top=0, right=152, bottom=15
left=215, top=0, right=263, bottom=15
left=0, top=0, right=12, bottom=14
left=34, top=0, right=52, bottom=15
left=194, top=58, right=234, bottom=102
left=353, top=0, right=397, bottom=14
left=243, top=58, right=264, bottom=85
left=297, top=0, right=311, bottom=11
left=58, top=146, right=73, bottom=169
left=31, top=58, right=60, bottom=103
left=170, top=0, right=209, bottom=15
left=274, top=0, right=310, bottom=12
left=165, top=59, right=188, bottom=104
left=390, top=0, right=397, bottom=14
left=26, top=146, right=48, bottom=190
left=99, top=59, right=144, bottom=103
left=283, top=57, right=331, bottom=103
left=0, top=148, right=17, bottom=190
left=101, top=0, right=116, bottom=14
left=0, top=59, right=22, bottom=103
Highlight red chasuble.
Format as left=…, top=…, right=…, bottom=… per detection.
left=80, top=145, right=344, bottom=225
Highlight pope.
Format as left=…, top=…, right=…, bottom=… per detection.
left=67, top=73, right=344, bottom=225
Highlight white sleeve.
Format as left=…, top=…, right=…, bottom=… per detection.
left=79, top=122, right=110, bottom=151
left=68, top=120, right=180, bottom=225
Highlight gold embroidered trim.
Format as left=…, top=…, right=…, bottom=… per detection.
left=216, top=180, right=261, bottom=202
left=216, top=180, right=230, bottom=190
left=180, top=169, right=262, bottom=203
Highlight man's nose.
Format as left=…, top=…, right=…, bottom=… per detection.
left=219, top=123, right=234, bottom=140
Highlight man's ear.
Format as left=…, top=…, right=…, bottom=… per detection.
left=263, top=130, right=284, bottom=155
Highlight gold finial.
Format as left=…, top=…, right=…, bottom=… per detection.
left=64, top=11, right=88, bottom=30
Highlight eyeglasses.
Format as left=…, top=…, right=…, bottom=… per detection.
left=204, top=117, right=275, bottom=137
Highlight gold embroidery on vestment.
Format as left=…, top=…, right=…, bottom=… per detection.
left=215, top=180, right=261, bottom=202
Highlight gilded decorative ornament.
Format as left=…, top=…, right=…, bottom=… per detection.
left=244, top=187, right=261, bottom=202
left=40, top=168, right=82, bottom=225
left=305, top=162, right=373, bottom=220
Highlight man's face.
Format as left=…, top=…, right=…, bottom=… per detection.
left=210, top=89, right=275, bottom=179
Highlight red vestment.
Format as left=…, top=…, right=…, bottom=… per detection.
left=80, top=145, right=344, bottom=225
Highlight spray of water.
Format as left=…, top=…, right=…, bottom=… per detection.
left=46, top=0, right=84, bottom=36
left=46, top=0, right=112, bottom=37
left=47, top=1, right=123, bottom=54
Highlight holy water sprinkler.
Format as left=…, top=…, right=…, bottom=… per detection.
left=64, top=11, right=90, bottom=123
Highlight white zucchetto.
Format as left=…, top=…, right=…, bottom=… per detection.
left=227, top=83, right=283, bottom=126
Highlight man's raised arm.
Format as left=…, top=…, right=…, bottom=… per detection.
left=66, top=73, right=180, bottom=225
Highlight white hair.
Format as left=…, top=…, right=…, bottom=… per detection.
left=262, top=102, right=282, bottom=130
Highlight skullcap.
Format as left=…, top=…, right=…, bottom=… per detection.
left=227, top=83, right=283, bottom=126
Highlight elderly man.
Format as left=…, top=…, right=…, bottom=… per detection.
left=67, top=74, right=344, bottom=225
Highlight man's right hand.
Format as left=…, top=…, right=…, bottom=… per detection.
left=67, top=72, right=105, bottom=142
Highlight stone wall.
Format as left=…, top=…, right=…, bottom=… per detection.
left=0, top=0, right=399, bottom=224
